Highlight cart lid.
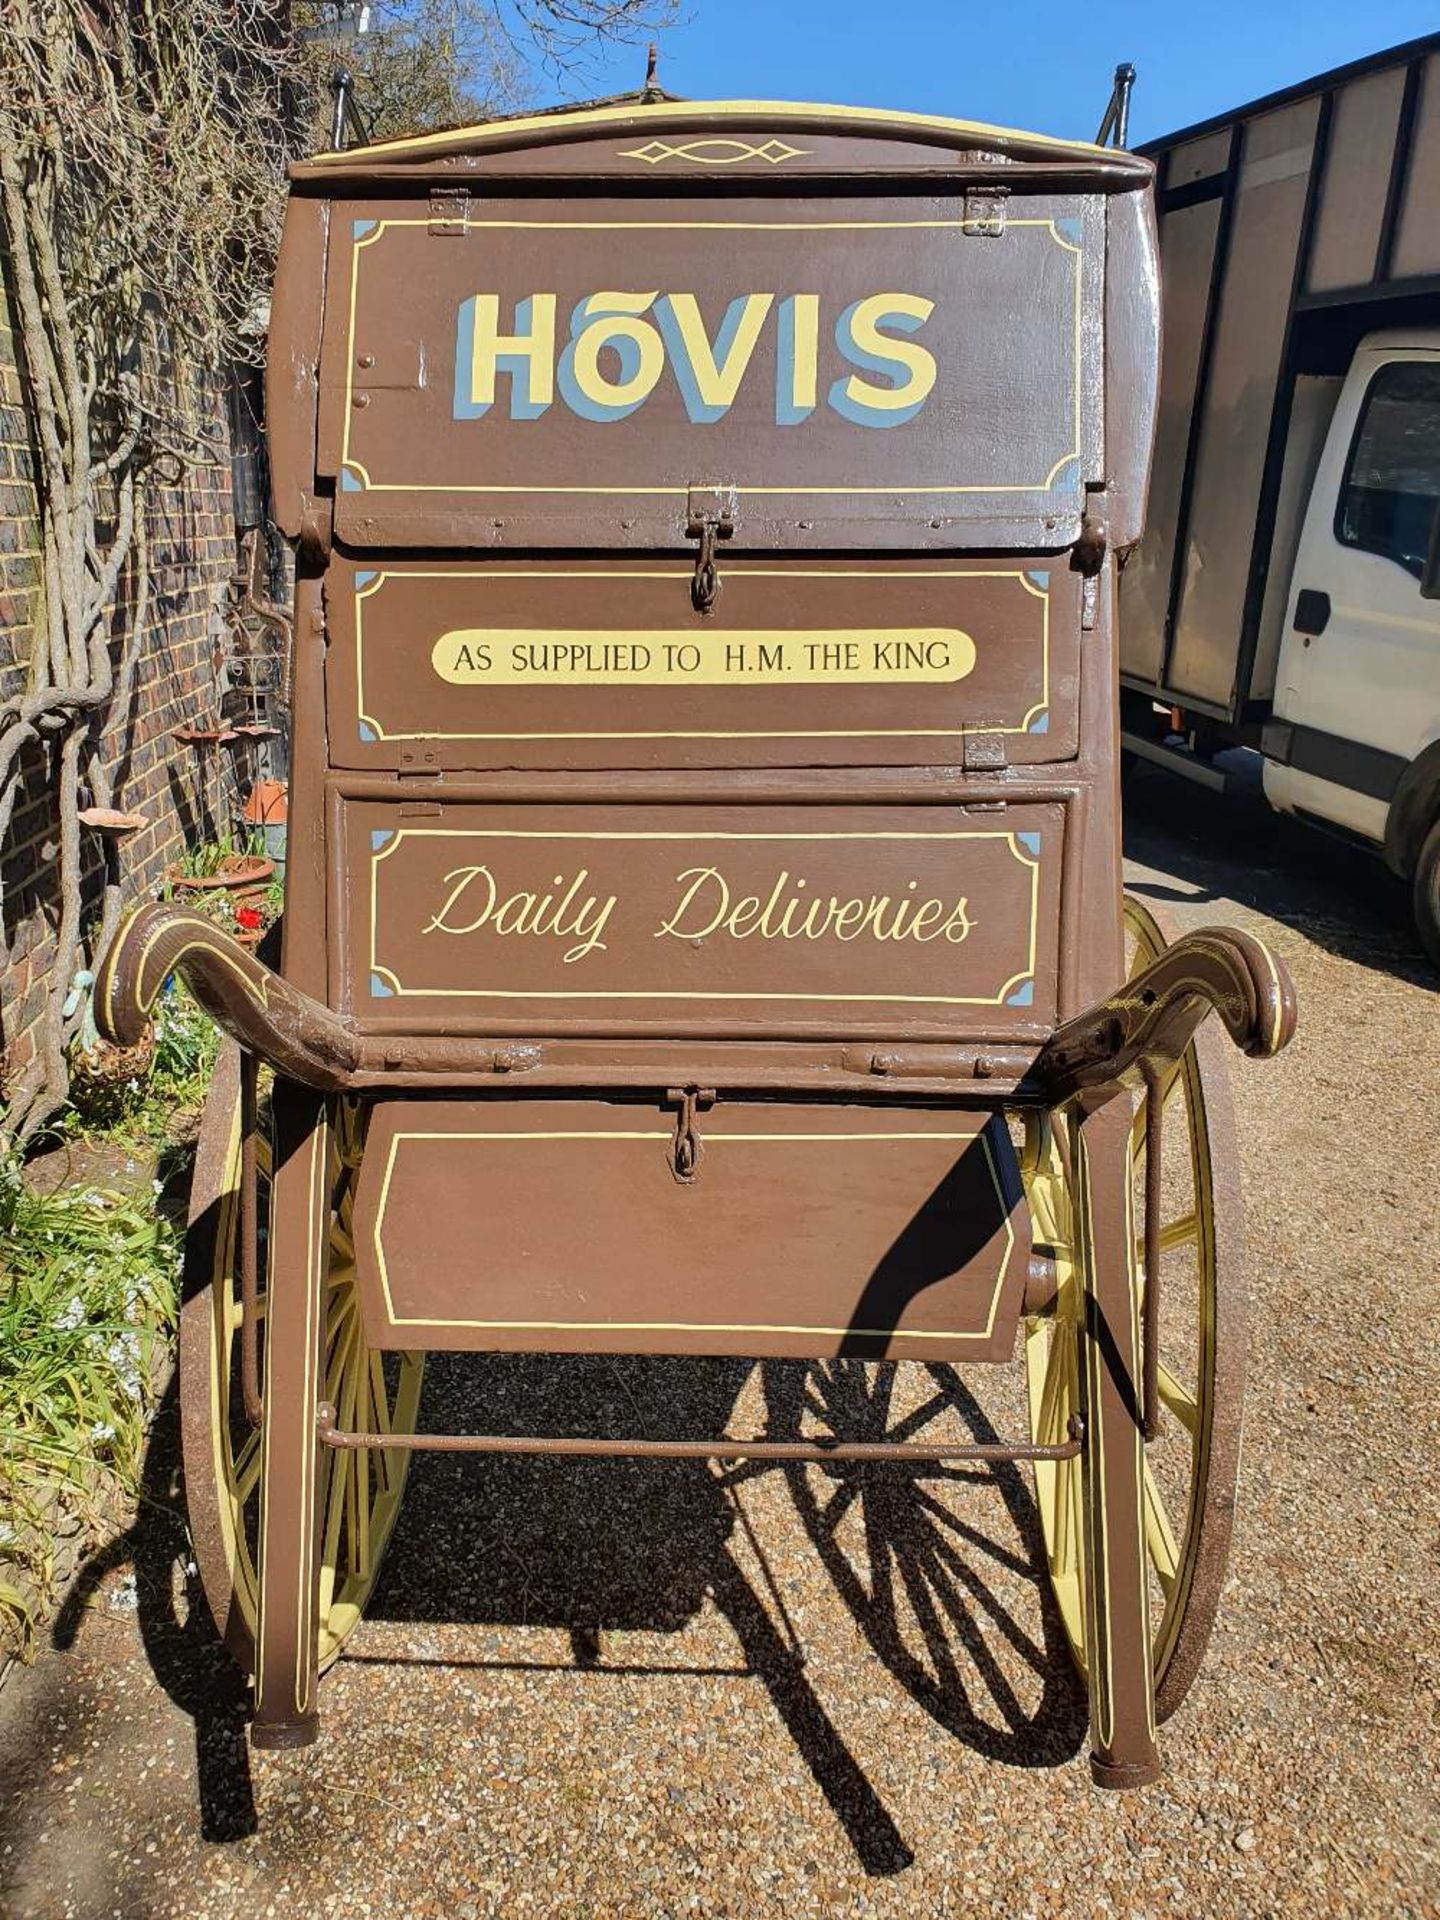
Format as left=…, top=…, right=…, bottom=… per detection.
left=292, top=96, right=1152, bottom=186
left=274, top=94, right=1155, bottom=554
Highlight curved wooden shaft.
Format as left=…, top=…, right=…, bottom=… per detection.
left=1071, top=1099, right=1162, bottom=1788
left=1035, top=926, right=1296, bottom=1105
left=94, top=903, right=358, bottom=1090
left=251, top=1083, right=330, bottom=1750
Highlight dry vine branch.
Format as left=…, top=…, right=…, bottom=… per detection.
left=0, top=0, right=318, bottom=1141
left=0, top=0, right=675, bottom=1142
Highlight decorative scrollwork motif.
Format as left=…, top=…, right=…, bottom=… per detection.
left=619, top=137, right=809, bottom=167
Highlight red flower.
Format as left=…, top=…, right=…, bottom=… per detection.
left=235, top=905, right=263, bottom=931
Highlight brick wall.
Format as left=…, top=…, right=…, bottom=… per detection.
left=0, top=271, right=242, bottom=1096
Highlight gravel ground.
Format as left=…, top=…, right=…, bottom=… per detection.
left=1, top=764, right=1437, bottom=1919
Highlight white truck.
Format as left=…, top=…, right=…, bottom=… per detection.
left=1118, top=33, right=1440, bottom=960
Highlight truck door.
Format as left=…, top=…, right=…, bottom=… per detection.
left=1265, top=337, right=1440, bottom=842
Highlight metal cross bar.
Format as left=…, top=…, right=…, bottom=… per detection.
left=315, top=1402, right=1083, bottom=1465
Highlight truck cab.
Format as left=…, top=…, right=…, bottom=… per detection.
left=1262, top=331, right=1440, bottom=955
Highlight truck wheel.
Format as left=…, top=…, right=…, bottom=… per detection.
left=1413, top=817, right=1440, bottom=969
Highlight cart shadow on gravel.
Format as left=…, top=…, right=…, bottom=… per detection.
left=358, top=1350, right=1086, bottom=1874
left=44, top=1379, right=261, bottom=1845
left=29, top=1352, right=1085, bottom=1876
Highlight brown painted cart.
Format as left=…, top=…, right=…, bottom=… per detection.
left=97, top=94, right=1296, bottom=1791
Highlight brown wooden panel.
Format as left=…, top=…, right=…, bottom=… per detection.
left=320, top=192, right=1100, bottom=550
left=338, top=797, right=1063, bottom=1040
left=324, top=558, right=1076, bottom=770
left=350, top=1099, right=1030, bottom=1359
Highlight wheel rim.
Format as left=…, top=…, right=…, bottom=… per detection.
left=1022, top=898, right=1245, bottom=1720
left=179, top=1045, right=423, bottom=1675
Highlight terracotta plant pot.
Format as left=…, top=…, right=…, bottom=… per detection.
left=165, top=853, right=275, bottom=898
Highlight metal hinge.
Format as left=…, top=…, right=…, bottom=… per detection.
left=963, top=186, right=1008, bottom=236
left=686, top=485, right=736, bottom=614
left=664, top=1086, right=715, bottom=1184
left=961, top=732, right=1008, bottom=773
left=429, top=187, right=471, bottom=235
left=399, top=747, right=443, bottom=776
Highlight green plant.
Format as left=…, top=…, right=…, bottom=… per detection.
left=0, top=1160, right=180, bottom=1657
left=62, top=977, right=219, bottom=1147
left=166, top=828, right=269, bottom=882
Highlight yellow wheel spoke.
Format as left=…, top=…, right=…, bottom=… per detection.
left=1156, top=1363, right=1201, bottom=1438
left=1034, top=1322, right=1073, bottom=1446
left=324, top=1311, right=361, bottom=1407
left=1143, top=1461, right=1183, bottom=1598
left=325, top=1284, right=358, bottom=1346
left=1052, top=1455, right=1077, bottom=1576
left=319, top=1447, right=349, bottom=1615
left=1158, top=1213, right=1199, bottom=1253
left=233, top=1429, right=263, bottom=1505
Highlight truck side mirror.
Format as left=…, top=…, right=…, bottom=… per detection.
left=1424, top=499, right=1440, bottom=601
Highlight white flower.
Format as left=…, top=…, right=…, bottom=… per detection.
left=57, top=1295, right=86, bottom=1331
left=90, top=1423, right=115, bottom=1443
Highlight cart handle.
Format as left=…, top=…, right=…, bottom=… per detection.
left=94, top=902, right=360, bottom=1090
left=1033, top=924, right=1297, bottom=1106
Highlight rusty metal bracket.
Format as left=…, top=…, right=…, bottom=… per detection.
left=428, top=187, right=471, bottom=235
left=961, top=731, right=1007, bottom=774
left=686, top=485, right=736, bottom=614
left=665, top=1085, right=715, bottom=1183
left=963, top=186, right=1009, bottom=235
left=315, top=1403, right=1084, bottom=1466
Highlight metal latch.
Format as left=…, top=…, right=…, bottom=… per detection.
left=1074, top=510, right=1107, bottom=631
left=429, top=187, right=471, bottom=235
left=961, top=732, right=1008, bottom=773
left=686, top=485, right=736, bottom=614
left=963, top=186, right=1008, bottom=236
left=664, top=1086, right=715, bottom=1184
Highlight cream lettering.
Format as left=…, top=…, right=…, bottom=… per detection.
left=654, top=866, right=972, bottom=946
left=422, top=865, right=616, bottom=963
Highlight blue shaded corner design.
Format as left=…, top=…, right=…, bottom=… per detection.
left=1025, top=569, right=1049, bottom=589
left=1006, top=980, right=1035, bottom=1008
left=1055, top=215, right=1082, bottom=244
left=353, top=218, right=377, bottom=241
left=370, top=972, right=394, bottom=999
left=354, top=569, right=378, bottom=589
left=371, top=828, right=395, bottom=851
left=1016, top=831, right=1041, bottom=857
left=1049, top=456, right=1081, bottom=492
left=1028, top=712, right=1050, bottom=735
left=341, top=466, right=364, bottom=492
left=359, top=720, right=378, bottom=744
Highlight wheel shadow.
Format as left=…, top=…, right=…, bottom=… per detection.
left=44, top=1348, right=1085, bottom=1873
left=48, top=1376, right=260, bottom=1843
left=757, top=1358, right=1087, bottom=1769
left=365, top=1350, right=1084, bottom=1867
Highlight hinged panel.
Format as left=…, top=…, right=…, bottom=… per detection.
left=337, top=796, right=1065, bottom=1040
left=350, top=1098, right=1030, bottom=1360
left=319, top=191, right=1103, bottom=550
left=324, top=558, right=1079, bottom=770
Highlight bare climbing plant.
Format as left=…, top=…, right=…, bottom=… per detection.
left=0, top=0, right=671, bottom=1143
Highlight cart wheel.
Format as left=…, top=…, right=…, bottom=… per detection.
left=179, top=1041, right=424, bottom=1677
left=1022, top=895, right=1246, bottom=1721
